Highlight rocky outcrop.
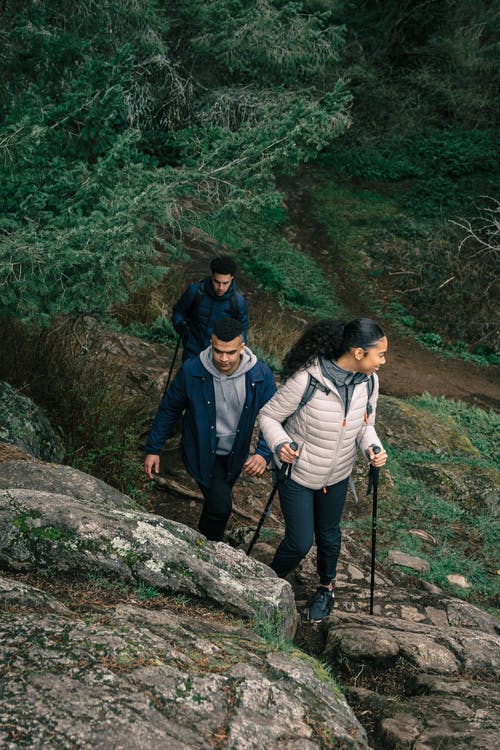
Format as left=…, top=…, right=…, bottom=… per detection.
left=1, top=383, right=498, bottom=749
left=292, top=536, right=500, bottom=750
left=376, top=396, right=481, bottom=457
left=0, top=485, right=297, bottom=640
left=0, top=575, right=71, bottom=615
left=0, top=381, right=64, bottom=461
left=0, top=458, right=138, bottom=509
left=0, top=577, right=369, bottom=750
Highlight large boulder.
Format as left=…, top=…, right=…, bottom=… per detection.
left=0, top=458, right=138, bottom=510
left=0, top=381, right=64, bottom=462
left=0, top=483, right=297, bottom=640
left=408, top=461, right=499, bottom=515
left=376, top=396, right=479, bottom=457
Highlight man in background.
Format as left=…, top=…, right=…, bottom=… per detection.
left=144, top=317, right=276, bottom=541
left=172, top=255, right=249, bottom=361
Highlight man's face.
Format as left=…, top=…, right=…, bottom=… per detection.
left=211, top=334, right=245, bottom=375
left=211, top=272, right=233, bottom=297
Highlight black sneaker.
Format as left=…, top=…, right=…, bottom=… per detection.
left=306, top=586, right=335, bottom=622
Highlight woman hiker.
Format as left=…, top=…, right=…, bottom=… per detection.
left=258, top=318, right=388, bottom=622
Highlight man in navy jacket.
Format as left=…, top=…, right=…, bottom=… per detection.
left=172, top=255, right=249, bottom=361
left=144, top=317, right=276, bottom=541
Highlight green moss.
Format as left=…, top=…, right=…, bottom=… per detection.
left=32, top=526, right=77, bottom=542
left=12, top=511, right=43, bottom=532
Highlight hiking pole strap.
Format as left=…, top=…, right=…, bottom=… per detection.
left=247, top=442, right=298, bottom=556
left=275, top=440, right=298, bottom=485
left=348, top=475, right=360, bottom=504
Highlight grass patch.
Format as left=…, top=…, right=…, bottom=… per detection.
left=346, top=396, right=499, bottom=607
left=408, top=394, right=500, bottom=463
left=305, top=135, right=499, bottom=360
left=240, top=238, right=339, bottom=315
left=198, top=201, right=343, bottom=320
left=424, top=546, right=496, bottom=596
left=133, top=582, right=161, bottom=601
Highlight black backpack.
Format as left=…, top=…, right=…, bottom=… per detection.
left=189, top=281, right=241, bottom=319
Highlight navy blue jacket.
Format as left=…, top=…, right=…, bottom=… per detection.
left=172, top=277, right=249, bottom=359
left=144, top=354, right=277, bottom=488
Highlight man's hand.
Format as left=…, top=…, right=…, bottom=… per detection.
left=243, top=453, right=267, bottom=477
left=144, top=454, right=160, bottom=480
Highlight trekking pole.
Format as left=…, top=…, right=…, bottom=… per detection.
left=367, top=446, right=381, bottom=615
left=163, top=335, right=181, bottom=397
left=247, top=442, right=298, bottom=556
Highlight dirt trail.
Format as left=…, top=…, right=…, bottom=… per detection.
left=279, top=175, right=500, bottom=412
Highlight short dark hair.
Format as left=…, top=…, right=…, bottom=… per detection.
left=210, top=255, right=237, bottom=276
left=212, top=317, right=243, bottom=342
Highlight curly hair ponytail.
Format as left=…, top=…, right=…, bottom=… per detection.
left=282, top=318, right=385, bottom=380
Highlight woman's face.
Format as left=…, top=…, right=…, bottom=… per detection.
left=355, top=336, right=388, bottom=376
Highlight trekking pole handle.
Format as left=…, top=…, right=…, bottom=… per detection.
left=370, top=445, right=381, bottom=465
left=367, top=445, right=381, bottom=495
left=278, top=441, right=298, bottom=480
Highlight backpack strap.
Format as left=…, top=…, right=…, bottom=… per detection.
left=300, top=375, right=330, bottom=407
left=288, top=373, right=374, bottom=424
left=364, top=374, right=375, bottom=422
left=189, top=281, right=241, bottom=320
left=187, top=282, right=205, bottom=318
left=284, top=374, right=330, bottom=427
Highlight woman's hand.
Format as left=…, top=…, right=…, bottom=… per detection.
left=278, top=442, right=301, bottom=464
left=368, top=446, right=387, bottom=467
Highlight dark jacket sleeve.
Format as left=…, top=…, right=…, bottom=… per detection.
left=144, top=367, right=188, bottom=455
left=253, top=366, right=278, bottom=463
left=171, top=284, right=198, bottom=337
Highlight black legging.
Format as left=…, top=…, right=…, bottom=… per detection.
left=197, top=455, right=237, bottom=541
left=271, top=475, right=349, bottom=585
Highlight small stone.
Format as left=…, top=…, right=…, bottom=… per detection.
left=446, top=574, right=471, bottom=589
left=346, top=564, right=365, bottom=580
left=386, top=550, right=430, bottom=573
left=408, top=528, right=437, bottom=545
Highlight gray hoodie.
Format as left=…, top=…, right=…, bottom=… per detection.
left=199, top=345, right=258, bottom=455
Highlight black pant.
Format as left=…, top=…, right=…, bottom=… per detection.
left=197, top=455, right=237, bottom=541
left=271, top=476, right=349, bottom=585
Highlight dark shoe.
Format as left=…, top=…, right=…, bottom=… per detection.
left=306, top=586, right=335, bottom=622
